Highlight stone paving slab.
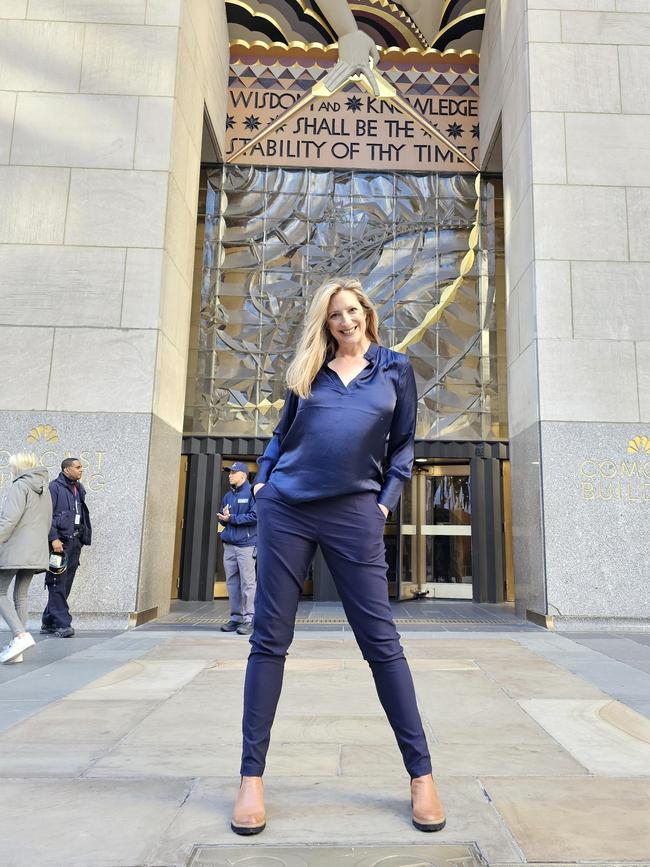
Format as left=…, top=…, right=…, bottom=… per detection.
left=517, top=698, right=650, bottom=775
left=65, top=659, right=207, bottom=701
left=0, top=631, right=119, bottom=684
left=482, top=777, right=650, bottom=862
left=340, top=741, right=587, bottom=778
left=0, top=778, right=191, bottom=867
left=147, top=776, right=523, bottom=866
left=0, top=698, right=159, bottom=744
left=414, top=672, right=558, bottom=745
left=85, top=739, right=343, bottom=779
left=516, top=635, right=650, bottom=717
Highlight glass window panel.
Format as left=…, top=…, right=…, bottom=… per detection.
left=425, top=474, right=471, bottom=525
left=426, top=536, right=472, bottom=584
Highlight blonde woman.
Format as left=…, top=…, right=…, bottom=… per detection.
left=0, top=453, right=52, bottom=663
left=231, top=278, right=446, bottom=835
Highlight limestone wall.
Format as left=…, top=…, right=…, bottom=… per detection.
left=480, top=2, right=650, bottom=626
left=0, top=0, right=229, bottom=627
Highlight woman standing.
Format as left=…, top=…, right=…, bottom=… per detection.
left=0, top=453, right=52, bottom=664
left=231, top=278, right=446, bottom=834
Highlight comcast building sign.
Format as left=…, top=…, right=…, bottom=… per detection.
left=580, top=436, right=650, bottom=503
left=0, top=424, right=107, bottom=493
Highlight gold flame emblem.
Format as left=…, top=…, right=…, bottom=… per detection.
left=627, top=435, right=650, bottom=455
left=26, top=424, right=59, bottom=444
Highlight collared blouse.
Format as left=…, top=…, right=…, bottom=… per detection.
left=255, top=342, right=417, bottom=511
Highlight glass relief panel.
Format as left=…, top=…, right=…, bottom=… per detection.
left=184, top=166, right=507, bottom=441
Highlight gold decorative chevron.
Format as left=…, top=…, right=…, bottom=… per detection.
left=392, top=173, right=481, bottom=352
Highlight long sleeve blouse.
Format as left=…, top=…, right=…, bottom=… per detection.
left=255, top=342, right=417, bottom=512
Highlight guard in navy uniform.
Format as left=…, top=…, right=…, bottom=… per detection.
left=41, top=457, right=92, bottom=638
left=218, top=462, right=257, bottom=636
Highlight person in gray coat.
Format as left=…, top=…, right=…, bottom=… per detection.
left=0, top=452, right=52, bottom=664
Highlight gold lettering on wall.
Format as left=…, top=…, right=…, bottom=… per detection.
left=579, top=437, right=650, bottom=503
left=0, top=425, right=108, bottom=493
left=226, top=43, right=479, bottom=173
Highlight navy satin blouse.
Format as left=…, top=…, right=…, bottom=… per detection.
left=255, top=342, right=417, bottom=512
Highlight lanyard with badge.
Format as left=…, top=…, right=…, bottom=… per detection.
left=73, top=482, right=81, bottom=526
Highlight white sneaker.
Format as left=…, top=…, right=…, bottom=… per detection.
left=0, top=634, right=35, bottom=663
left=5, top=653, right=23, bottom=664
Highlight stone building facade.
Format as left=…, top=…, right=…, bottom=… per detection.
left=0, top=1, right=648, bottom=628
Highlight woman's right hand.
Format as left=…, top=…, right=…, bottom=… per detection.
left=253, top=483, right=266, bottom=497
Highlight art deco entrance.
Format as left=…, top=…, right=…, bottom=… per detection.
left=398, top=464, right=472, bottom=600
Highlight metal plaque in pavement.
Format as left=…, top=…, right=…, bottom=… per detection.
left=187, top=842, right=486, bottom=867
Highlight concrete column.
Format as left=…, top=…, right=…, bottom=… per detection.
left=480, top=2, right=650, bottom=628
left=0, top=0, right=229, bottom=627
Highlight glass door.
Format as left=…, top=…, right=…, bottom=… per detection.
left=398, top=464, right=473, bottom=600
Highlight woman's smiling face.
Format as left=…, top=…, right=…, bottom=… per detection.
left=326, top=289, right=367, bottom=349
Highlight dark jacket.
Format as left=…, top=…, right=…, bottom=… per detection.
left=49, top=473, right=92, bottom=546
left=220, top=480, right=257, bottom=547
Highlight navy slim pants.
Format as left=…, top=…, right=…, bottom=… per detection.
left=42, top=537, right=82, bottom=630
left=240, top=485, right=432, bottom=779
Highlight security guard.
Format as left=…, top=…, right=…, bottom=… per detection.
left=218, top=462, right=257, bottom=636
left=41, top=457, right=92, bottom=638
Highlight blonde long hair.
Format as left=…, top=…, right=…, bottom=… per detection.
left=9, top=452, right=38, bottom=474
left=286, top=278, right=380, bottom=398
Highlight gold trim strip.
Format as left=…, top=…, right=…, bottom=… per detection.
left=392, top=172, right=480, bottom=353
left=228, top=39, right=479, bottom=62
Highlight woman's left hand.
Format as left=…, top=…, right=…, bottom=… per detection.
left=378, top=503, right=389, bottom=518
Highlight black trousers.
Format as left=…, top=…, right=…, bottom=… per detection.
left=42, top=537, right=82, bottom=630
left=240, top=484, right=432, bottom=779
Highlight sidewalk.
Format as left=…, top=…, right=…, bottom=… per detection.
left=1, top=612, right=650, bottom=866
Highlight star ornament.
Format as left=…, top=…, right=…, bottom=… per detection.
left=446, top=122, right=464, bottom=140
left=225, top=114, right=235, bottom=130
left=346, top=95, right=363, bottom=113
left=471, top=123, right=479, bottom=139
left=244, top=115, right=261, bottom=131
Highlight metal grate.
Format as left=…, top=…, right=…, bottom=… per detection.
left=157, top=614, right=518, bottom=626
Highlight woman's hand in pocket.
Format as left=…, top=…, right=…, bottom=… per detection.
left=378, top=502, right=389, bottom=519
left=253, top=483, right=266, bottom=497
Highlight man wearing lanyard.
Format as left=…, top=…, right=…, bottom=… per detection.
left=41, top=457, right=92, bottom=638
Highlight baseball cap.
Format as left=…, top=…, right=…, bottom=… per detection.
left=225, top=461, right=249, bottom=474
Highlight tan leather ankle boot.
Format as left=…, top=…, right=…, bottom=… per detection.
left=411, top=774, right=446, bottom=832
left=231, top=776, right=266, bottom=835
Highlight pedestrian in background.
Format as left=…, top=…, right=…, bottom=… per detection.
left=0, top=453, right=52, bottom=664
left=41, top=457, right=92, bottom=638
left=218, top=462, right=257, bottom=636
